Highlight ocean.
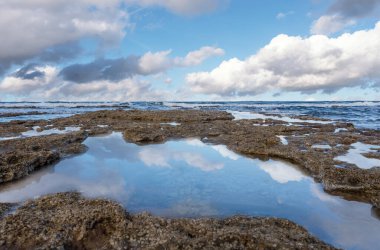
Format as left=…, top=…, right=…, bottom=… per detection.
left=0, top=101, right=379, bottom=129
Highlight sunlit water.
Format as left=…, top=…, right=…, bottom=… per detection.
left=0, top=132, right=379, bottom=249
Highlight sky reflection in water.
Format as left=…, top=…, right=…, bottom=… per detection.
left=0, top=132, right=379, bottom=250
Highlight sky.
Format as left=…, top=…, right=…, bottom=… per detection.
left=0, top=0, right=379, bottom=102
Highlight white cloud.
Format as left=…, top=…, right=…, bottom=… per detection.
left=311, top=14, right=356, bottom=35
left=186, top=22, right=380, bottom=96
left=0, top=0, right=128, bottom=71
left=276, top=11, right=295, bottom=20
left=125, top=0, right=228, bottom=15
left=0, top=65, right=172, bottom=101
left=176, top=46, right=225, bottom=66
left=0, top=66, right=59, bottom=94
left=139, top=50, right=173, bottom=75
left=0, top=46, right=224, bottom=101
left=139, top=46, right=224, bottom=74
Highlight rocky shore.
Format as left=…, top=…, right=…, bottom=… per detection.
left=0, top=109, right=379, bottom=248
left=0, top=192, right=335, bottom=249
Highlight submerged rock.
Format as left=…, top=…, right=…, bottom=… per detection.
left=0, top=193, right=336, bottom=249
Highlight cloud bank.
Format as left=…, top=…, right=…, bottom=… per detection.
left=186, top=22, right=380, bottom=96
left=0, top=47, right=224, bottom=101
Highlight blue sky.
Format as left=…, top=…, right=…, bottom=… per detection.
left=0, top=0, right=379, bottom=101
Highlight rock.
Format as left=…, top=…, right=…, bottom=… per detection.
left=0, top=132, right=87, bottom=184
left=0, top=203, right=12, bottom=218
left=0, top=193, right=128, bottom=249
left=0, top=193, right=336, bottom=249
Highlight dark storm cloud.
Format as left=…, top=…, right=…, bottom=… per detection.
left=12, top=63, right=45, bottom=80
left=59, top=57, right=141, bottom=83
left=328, top=0, right=380, bottom=18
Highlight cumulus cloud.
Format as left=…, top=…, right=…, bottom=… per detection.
left=186, top=22, right=380, bottom=96
left=176, top=46, right=225, bottom=66
left=59, top=46, right=224, bottom=83
left=0, top=0, right=128, bottom=74
left=311, top=14, right=356, bottom=35
left=311, top=0, right=380, bottom=35
left=0, top=65, right=59, bottom=95
left=0, top=66, right=168, bottom=101
left=138, top=50, right=173, bottom=75
left=125, top=0, right=228, bottom=15
left=0, top=46, right=223, bottom=101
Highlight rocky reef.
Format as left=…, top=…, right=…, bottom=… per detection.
left=0, top=109, right=379, bottom=248
left=1, top=110, right=379, bottom=208
left=0, top=192, right=335, bottom=249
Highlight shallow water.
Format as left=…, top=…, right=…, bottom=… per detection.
left=0, top=133, right=379, bottom=250
left=0, top=126, right=81, bottom=141
left=334, top=142, right=380, bottom=169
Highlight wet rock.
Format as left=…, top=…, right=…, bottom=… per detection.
left=0, top=193, right=335, bottom=249
left=0, top=193, right=128, bottom=249
left=126, top=214, right=336, bottom=249
left=0, top=151, right=59, bottom=183
left=0, top=132, right=88, bottom=183
left=0, top=203, right=12, bottom=218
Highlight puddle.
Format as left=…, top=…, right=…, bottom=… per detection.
left=312, top=144, right=332, bottom=150
left=276, top=135, right=288, bottom=145
left=229, top=111, right=333, bottom=124
left=0, top=132, right=379, bottom=250
left=0, top=126, right=81, bottom=141
left=334, top=142, right=380, bottom=169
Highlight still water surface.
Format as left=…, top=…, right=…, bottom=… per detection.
left=0, top=132, right=379, bottom=250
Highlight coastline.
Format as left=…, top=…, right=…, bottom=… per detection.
left=0, top=109, right=379, bottom=248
